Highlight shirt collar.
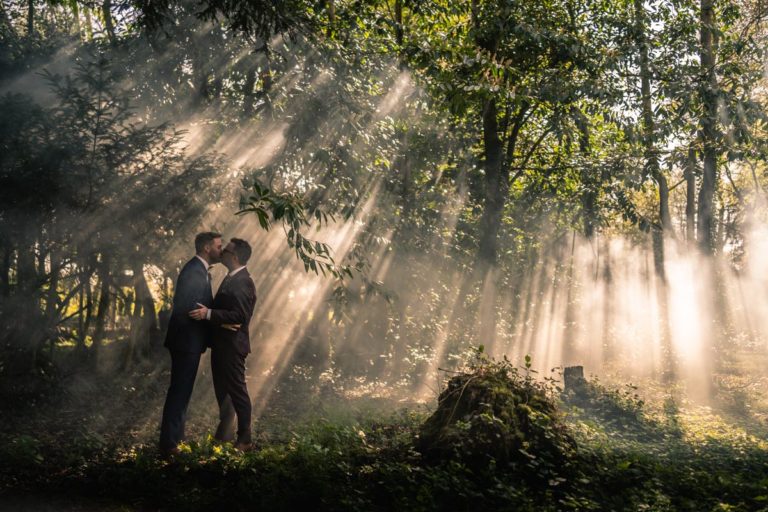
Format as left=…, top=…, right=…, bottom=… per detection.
left=228, top=265, right=246, bottom=277
left=195, top=255, right=210, bottom=271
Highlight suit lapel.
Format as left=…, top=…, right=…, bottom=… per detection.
left=216, top=274, right=231, bottom=296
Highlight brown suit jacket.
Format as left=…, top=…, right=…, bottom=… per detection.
left=209, top=268, right=257, bottom=357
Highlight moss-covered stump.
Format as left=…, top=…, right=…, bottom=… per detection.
left=418, top=359, right=575, bottom=473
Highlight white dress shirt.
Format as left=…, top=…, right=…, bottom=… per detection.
left=195, top=255, right=210, bottom=272
left=227, top=265, right=246, bottom=277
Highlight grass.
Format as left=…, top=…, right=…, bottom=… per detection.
left=2, top=354, right=768, bottom=511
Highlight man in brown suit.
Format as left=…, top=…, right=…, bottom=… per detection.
left=189, top=238, right=257, bottom=450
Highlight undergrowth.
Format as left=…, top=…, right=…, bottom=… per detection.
left=2, top=351, right=768, bottom=511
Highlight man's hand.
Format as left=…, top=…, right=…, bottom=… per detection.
left=188, top=303, right=209, bottom=321
left=221, top=323, right=241, bottom=332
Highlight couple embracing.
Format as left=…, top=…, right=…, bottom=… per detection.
left=159, top=232, right=257, bottom=457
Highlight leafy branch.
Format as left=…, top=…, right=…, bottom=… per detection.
left=237, top=180, right=353, bottom=280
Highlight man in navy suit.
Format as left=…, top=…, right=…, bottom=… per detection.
left=189, top=238, right=257, bottom=451
left=159, top=231, right=222, bottom=456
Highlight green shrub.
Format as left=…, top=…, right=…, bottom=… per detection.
left=418, top=350, right=576, bottom=484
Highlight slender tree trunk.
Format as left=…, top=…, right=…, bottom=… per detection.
left=697, top=0, right=718, bottom=254
left=196, top=71, right=210, bottom=106
left=474, top=99, right=507, bottom=349
left=83, top=6, right=93, bottom=40
left=92, top=254, right=111, bottom=350
left=685, top=148, right=697, bottom=243
left=242, top=66, right=257, bottom=118
left=582, top=174, right=597, bottom=239
left=570, top=107, right=596, bottom=239
left=5, top=237, right=41, bottom=373
left=17, top=241, right=37, bottom=297
left=716, top=191, right=726, bottom=251
left=659, top=175, right=671, bottom=230
left=77, top=279, right=86, bottom=350
left=36, top=244, right=47, bottom=279
left=258, top=45, right=273, bottom=117
left=211, top=74, right=222, bottom=100
left=43, top=247, right=60, bottom=343
left=0, top=242, right=10, bottom=297
left=327, top=0, right=335, bottom=37
left=129, top=261, right=156, bottom=358
left=136, top=264, right=157, bottom=332
left=477, top=99, right=507, bottom=266
left=400, top=129, right=413, bottom=221
left=472, top=0, right=508, bottom=347
left=102, top=0, right=116, bottom=44
left=110, top=288, right=118, bottom=331
left=82, top=271, right=93, bottom=350
left=395, top=0, right=403, bottom=46
left=27, top=0, right=34, bottom=36
left=635, top=0, right=672, bottom=272
left=70, top=0, right=82, bottom=40
left=394, top=0, right=407, bottom=67
left=76, top=266, right=95, bottom=354
left=600, top=236, right=615, bottom=364
left=561, top=232, right=578, bottom=364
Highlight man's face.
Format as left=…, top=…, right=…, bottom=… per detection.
left=221, top=241, right=237, bottom=270
left=208, top=237, right=223, bottom=264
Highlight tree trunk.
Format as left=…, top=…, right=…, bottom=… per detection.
left=242, top=66, right=257, bottom=118
left=129, top=261, right=157, bottom=359
left=658, top=174, right=672, bottom=231
left=27, top=0, right=34, bottom=36
left=477, top=99, right=507, bottom=266
left=83, top=271, right=93, bottom=348
left=600, top=237, right=615, bottom=364
left=102, top=0, right=116, bottom=44
left=685, top=148, right=697, bottom=243
left=327, top=0, right=335, bottom=37
left=70, top=0, right=82, bottom=40
left=83, top=6, right=93, bottom=40
left=635, top=0, right=672, bottom=262
left=258, top=45, right=273, bottom=118
left=581, top=174, right=597, bottom=239
left=92, top=254, right=111, bottom=350
left=137, top=265, right=157, bottom=332
left=195, top=70, right=211, bottom=107
left=697, top=0, right=718, bottom=254
left=77, top=280, right=85, bottom=349
left=400, top=129, right=413, bottom=221
left=17, top=241, right=37, bottom=296
left=43, top=247, right=60, bottom=352
left=76, top=268, right=94, bottom=353
left=0, top=242, right=10, bottom=297
left=395, top=0, right=403, bottom=46
left=561, top=233, right=579, bottom=364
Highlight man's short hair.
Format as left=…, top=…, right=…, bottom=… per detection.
left=195, top=231, right=221, bottom=253
left=230, top=238, right=252, bottom=264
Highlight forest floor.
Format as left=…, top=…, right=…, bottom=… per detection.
left=2, top=345, right=768, bottom=511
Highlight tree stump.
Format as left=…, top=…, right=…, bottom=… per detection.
left=564, top=366, right=586, bottom=394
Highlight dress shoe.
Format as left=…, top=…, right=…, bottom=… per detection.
left=233, top=440, right=252, bottom=452
left=159, top=445, right=180, bottom=460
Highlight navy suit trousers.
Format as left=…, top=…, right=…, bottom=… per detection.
left=159, top=350, right=201, bottom=451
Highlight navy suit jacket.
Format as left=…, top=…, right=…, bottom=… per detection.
left=209, top=269, right=257, bottom=357
left=164, top=257, right=214, bottom=353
